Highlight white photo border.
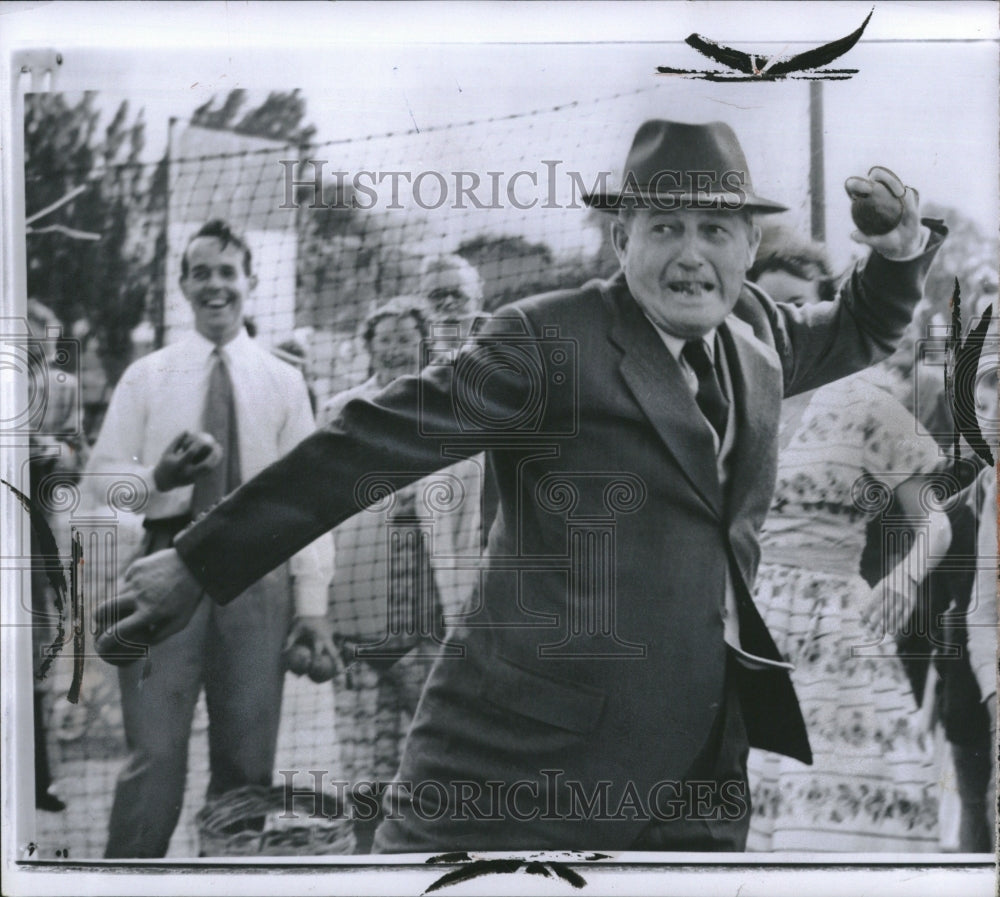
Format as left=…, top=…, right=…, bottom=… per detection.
left=1, top=2, right=996, bottom=895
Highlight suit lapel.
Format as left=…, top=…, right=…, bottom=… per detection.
left=719, top=316, right=782, bottom=528
left=607, top=282, right=723, bottom=518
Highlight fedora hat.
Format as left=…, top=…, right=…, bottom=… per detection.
left=584, top=119, right=787, bottom=215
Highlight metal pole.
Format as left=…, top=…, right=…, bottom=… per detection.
left=809, top=81, right=826, bottom=242
left=154, top=116, right=176, bottom=350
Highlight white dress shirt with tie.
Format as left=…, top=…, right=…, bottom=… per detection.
left=651, top=318, right=792, bottom=671
left=87, top=328, right=332, bottom=616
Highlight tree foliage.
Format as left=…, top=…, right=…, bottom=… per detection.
left=458, top=229, right=615, bottom=313
left=191, top=88, right=316, bottom=145
left=24, top=91, right=164, bottom=386
left=920, top=201, right=994, bottom=321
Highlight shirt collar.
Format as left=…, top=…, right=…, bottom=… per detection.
left=644, top=317, right=717, bottom=363
left=184, top=326, right=252, bottom=362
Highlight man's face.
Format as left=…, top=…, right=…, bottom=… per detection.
left=180, top=237, right=254, bottom=345
left=26, top=314, right=52, bottom=364
left=422, top=268, right=479, bottom=323
left=612, top=209, right=761, bottom=339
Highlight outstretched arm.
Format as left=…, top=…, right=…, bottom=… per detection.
left=94, top=310, right=542, bottom=657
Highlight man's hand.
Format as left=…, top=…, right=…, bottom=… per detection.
left=283, top=615, right=342, bottom=683
left=93, top=548, right=204, bottom=665
left=845, top=166, right=926, bottom=260
left=153, top=430, right=223, bottom=491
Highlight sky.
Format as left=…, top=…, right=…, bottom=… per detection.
left=8, top=2, right=999, bottom=270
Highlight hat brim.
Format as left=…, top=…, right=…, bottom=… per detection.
left=583, top=190, right=788, bottom=215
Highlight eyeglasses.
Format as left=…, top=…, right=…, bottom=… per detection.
left=427, top=287, right=469, bottom=303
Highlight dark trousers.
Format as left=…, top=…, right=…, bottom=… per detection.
left=630, top=652, right=750, bottom=851
left=104, top=523, right=292, bottom=858
left=33, top=691, right=54, bottom=799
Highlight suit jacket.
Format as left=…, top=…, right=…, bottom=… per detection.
left=176, top=223, right=945, bottom=848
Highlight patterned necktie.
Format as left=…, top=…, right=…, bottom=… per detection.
left=681, top=338, right=729, bottom=442
left=190, top=348, right=241, bottom=516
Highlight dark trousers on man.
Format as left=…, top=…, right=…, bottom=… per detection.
left=630, top=651, right=751, bottom=851
left=104, top=522, right=292, bottom=858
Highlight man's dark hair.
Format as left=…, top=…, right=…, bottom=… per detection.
left=180, top=219, right=253, bottom=279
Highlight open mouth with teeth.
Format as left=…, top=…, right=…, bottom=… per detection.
left=198, top=293, right=237, bottom=309
left=666, top=280, right=715, bottom=296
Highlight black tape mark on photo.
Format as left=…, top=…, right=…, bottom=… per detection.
left=424, top=851, right=609, bottom=893
left=1, top=477, right=81, bottom=702
left=658, top=8, right=872, bottom=82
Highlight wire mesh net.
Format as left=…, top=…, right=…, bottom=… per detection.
left=21, top=79, right=994, bottom=859
left=31, top=86, right=760, bottom=858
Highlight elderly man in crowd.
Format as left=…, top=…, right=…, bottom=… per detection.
left=418, top=253, right=485, bottom=333
left=97, top=120, right=945, bottom=852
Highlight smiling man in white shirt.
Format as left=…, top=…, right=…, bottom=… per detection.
left=88, top=219, right=333, bottom=858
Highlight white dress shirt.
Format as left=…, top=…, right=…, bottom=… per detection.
left=87, top=328, right=332, bottom=616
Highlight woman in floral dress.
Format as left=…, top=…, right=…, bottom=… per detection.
left=747, top=365, right=950, bottom=852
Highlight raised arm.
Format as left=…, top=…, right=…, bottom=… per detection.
left=738, top=170, right=946, bottom=398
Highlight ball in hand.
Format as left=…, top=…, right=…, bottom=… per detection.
left=846, top=171, right=905, bottom=236
left=284, top=643, right=312, bottom=676
left=308, top=650, right=337, bottom=683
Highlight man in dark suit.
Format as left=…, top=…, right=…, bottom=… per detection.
left=96, top=120, right=945, bottom=852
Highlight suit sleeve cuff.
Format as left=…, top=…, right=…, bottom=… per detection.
left=878, top=224, right=931, bottom=262
left=855, top=218, right=947, bottom=313
left=174, top=509, right=244, bottom=603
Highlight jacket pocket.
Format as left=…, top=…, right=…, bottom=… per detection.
left=479, top=654, right=606, bottom=734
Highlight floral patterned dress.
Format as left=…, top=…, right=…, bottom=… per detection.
left=747, top=368, right=944, bottom=852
